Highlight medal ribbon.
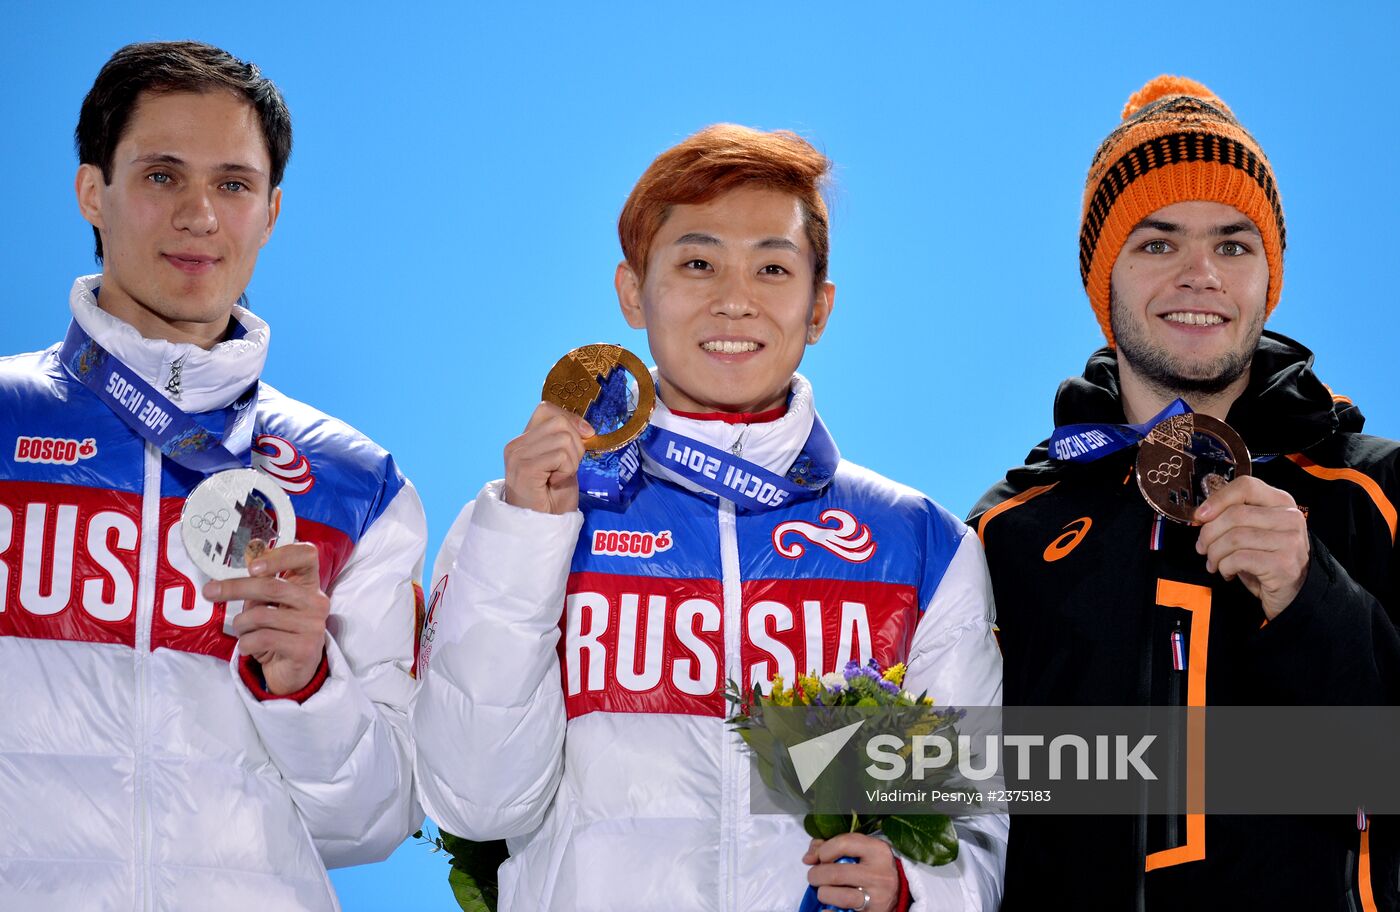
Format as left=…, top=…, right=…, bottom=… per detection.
left=57, top=320, right=256, bottom=474
left=797, top=856, right=858, bottom=912
left=1048, top=398, right=1190, bottom=463
left=578, top=415, right=840, bottom=512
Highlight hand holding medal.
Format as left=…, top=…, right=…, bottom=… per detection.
left=505, top=344, right=654, bottom=515
left=1052, top=401, right=1310, bottom=618
left=185, top=466, right=329, bottom=696
left=1134, top=410, right=1309, bottom=619
left=1193, top=474, right=1311, bottom=620
left=202, top=541, right=331, bottom=695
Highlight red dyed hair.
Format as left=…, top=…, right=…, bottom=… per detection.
left=618, top=124, right=832, bottom=286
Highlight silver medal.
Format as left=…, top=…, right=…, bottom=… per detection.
left=180, top=468, right=297, bottom=580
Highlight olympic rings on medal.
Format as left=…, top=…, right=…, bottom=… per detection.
left=189, top=508, right=231, bottom=533
left=1145, top=454, right=1184, bottom=486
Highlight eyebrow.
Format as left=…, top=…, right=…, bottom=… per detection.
left=131, top=152, right=265, bottom=176
left=1128, top=217, right=1259, bottom=237
left=1214, top=221, right=1260, bottom=237
left=672, top=232, right=800, bottom=253
left=1130, top=218, right=1180, bottom=234
left=674, top=232, right=722, bottom=247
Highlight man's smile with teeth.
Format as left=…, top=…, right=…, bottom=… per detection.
left=1163, top=312, right=1225, bottom=326
left=701, top=340, right=761, bottom=353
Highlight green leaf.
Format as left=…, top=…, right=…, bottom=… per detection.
left=851, top=813, right=882, bottom=836
left=431, top=831, right=508, bottom=911
left=881, top=814, right=959, bottom=867
left=448, top=866, right=493, bottom=912
left=804, top=813, right=851, bottom=840
left=761, top=706, right=812, bottom=748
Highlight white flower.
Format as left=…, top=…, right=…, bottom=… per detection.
left=820, top=672, right=847, bottom=691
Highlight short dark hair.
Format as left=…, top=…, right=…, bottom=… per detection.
left=75, top=40, right=293, bottom=260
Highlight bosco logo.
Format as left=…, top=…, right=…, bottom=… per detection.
left=251, top=435, right=314, bottom=494
left=14, top=436, right=98, bottom=466
left=591, top=529, right=674, bottom=558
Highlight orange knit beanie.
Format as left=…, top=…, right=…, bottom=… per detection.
left=1079, top=76, right=1285, bottom=345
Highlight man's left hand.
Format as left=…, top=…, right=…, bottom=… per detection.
left=1195, top=475, right=1309, bottom=620
left=804, top=833, right=900, bottom=912
left=203, top=542, right=330, bottom=694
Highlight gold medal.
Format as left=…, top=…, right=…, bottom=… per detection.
left=1136, top=412, right=1251, bottom=525
left=542, top=344, right=656, bottom=453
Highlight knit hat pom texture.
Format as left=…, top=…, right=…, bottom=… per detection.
left=1122, top=75, right=1226, bottom=120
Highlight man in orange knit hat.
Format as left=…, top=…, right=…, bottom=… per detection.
left=970, top=76, right=1400, bottom=909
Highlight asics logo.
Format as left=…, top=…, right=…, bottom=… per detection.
left=1043, top=517, right=1092, bottom=562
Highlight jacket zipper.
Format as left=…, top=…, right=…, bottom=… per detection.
left=718, top=498, right=741, bottom=912
left=133, top=441, right=161, bottom=912
left=1164, top=620, right=1185, bottom=848
left=1133, top=522, right=1157, bottom=912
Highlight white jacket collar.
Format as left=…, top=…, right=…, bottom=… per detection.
left=69, top=274, right=269, bottom=416
left=643, top=372, right=818, bottom=497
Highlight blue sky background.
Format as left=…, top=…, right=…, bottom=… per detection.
left=3, top=2, right=1396, bottom=908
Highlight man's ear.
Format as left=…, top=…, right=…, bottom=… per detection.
left=75, top=163, right=106, bottom=230
left=260, top=186, right=282, bottom=247
left=806, top=281, right=836, bottom=344
left=616, top=260, right=647, bottom=329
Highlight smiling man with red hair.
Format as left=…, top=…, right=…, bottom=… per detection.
left=414, top=124, right=1006, bottom=911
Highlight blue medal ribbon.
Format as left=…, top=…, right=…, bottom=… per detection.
left=797, top=856, right=859, bottom=912
left=1048, top=398, right=1190, bottom=463
left=577, top=439, right=645, bottom=507
left=578, top=413, right=839, bottom=512
left=57, top=320, right=256, bottom=474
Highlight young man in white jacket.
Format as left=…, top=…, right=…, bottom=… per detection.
left=413, top=124, right=1005, bottom=911
left=0, top=42, right=425, bottom=911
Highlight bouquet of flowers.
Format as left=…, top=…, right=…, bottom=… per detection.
left=725, top=659, right=967, bottom=869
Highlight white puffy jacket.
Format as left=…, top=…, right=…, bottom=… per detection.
left=0, top=276, right=426, bottom=911
left=414, top=377, right=1006, bottom=911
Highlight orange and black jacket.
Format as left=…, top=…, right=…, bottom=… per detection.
left=970, top=332, right=1400, bottom=911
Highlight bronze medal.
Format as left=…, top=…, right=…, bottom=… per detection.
left=542, top=344, right=656, bottom=453
left=1136, top=412, right=1251, bottom=525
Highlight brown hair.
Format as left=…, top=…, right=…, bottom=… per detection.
left=618, top=124, right=832, bottom=286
